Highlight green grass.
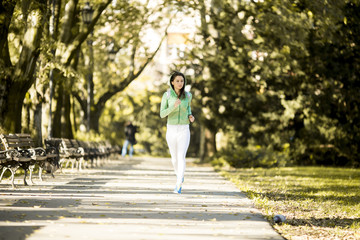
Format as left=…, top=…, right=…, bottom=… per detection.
left=213, top=165, right=360, bottom=240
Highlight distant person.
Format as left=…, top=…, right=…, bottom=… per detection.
left=160, top=71, right=195, bottom=194
left=122, top=121, right=138, bottom=158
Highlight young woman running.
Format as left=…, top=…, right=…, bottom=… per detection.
left=160, top=71, right=195, bottom=194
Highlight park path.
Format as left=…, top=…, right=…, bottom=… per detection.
left=0, top=156, right=283, bottom=240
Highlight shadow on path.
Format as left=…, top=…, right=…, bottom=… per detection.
left=0, top=156, right=284, bottom=240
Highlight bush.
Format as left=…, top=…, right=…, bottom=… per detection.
left=213, top=144, right=289, bottom=168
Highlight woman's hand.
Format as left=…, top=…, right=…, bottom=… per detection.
left=174, top=98, right=181, bottom=108
left=189, top=115, right=195, bottom=123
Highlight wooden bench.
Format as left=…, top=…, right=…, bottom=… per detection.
left=57, top=138, right=83, bottom=170
left=0, top=134, right=33, bottom=188
left=44, top=138, right=62, bottom=178
left=0, top=148, right=21, bottom=188
left=76, top=140, right=102, bottom=168
left=43, top=137, right=114, bottom=171
left=98, top=141, right=111, bottom=160
left=16, top=133, right=49, bottom=183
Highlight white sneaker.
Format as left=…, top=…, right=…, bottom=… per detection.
left=173, top=184, right=182, bottom=194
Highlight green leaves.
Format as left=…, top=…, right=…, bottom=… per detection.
left=182, top=0, right=360, bottom=166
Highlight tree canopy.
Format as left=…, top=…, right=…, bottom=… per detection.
left=1, top=0, right=359, bottom=167
left=180, top=0, right=360, bottom=166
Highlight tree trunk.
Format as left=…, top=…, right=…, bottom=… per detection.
left=0, top=1, right=19, bottom=132
left=0, top=1, right=16, bottom=66
left=34, top=101, right=43, bottom=146
left=199, top=125, right=217, bottom=163
left=199, top=125, right=206, bottom=162
left=72, top=95, right=78, bottom=132
left=0, top=0, right=47, bottom=133
left=63, top=92, right=73, bottom=138
left=205, top=127, right=216, bottom=157
left=53, top=83, right=63, bottom=137
left=25, top=103, right=31, bottom=133
left=1, top=83, right=27, bottom=133
left=90, top=106, right=103, bottom=133
left=49, top=0, right=112, bottom=136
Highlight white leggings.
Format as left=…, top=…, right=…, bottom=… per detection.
left=166, top=124, right=190, bottom=185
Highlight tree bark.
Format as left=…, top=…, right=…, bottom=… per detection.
left=205, top=127, right=216, bottom=157
left=34, top=100, right=43, bottom=146
left=53, top=82, right=63, bottom=137
left=0, top=0, right=47, bottom=133
left=199, top=125, right=217, bottom=163
left=78, top=24, right=169, bottom=132
left=0, top=1, right=16, bottom=132
left=3, top=83, right=28, bottom=133
left=49, top=0, right=112, bottom=136
left=199, top=125, right=206, bottom=162
left=197, top=0, right=217, bottom=161
left=63, top=92, right=73, bottom=138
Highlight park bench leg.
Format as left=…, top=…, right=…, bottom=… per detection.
left=10, top=166, right=18, bottom=189
left=23, top=168, right=28, bottom=186
left=65, top=159, right=70, bottom=168
left=58, top=159, right=65, bottom=173
left=50, top=166, right=56, bottom=178
left=71, top=160, right=76, bottom=171
left=37, top=161, right=47, bottom=182
left=0, top=167, right=8, bottom=182
left=29, top=165, right=35, bottom=185
left=39, top=166, right=44, bottom=181
left=78, top=158, right=84, bottom=171
left=51, top=159, right=59, bottom=177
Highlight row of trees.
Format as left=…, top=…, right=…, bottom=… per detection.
left=0, top=0, right=174, bottom=143
left=1, top=0, right=359, bottom=166
left=179, top=0, right=359, bottom=166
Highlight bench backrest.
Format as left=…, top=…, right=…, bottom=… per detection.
left=61, top=138, right=73, bottom=149
left=70, top=139, right=81, bottom=148
left=44, top=138, right=62, bottom=149
left=16, top=133, right=36, bottom=149
left=0, top=134, right=21, bottom=151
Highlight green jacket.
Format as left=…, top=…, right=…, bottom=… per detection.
left=160, top=88, right=192, bottom=125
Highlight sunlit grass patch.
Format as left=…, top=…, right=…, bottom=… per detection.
left=214, top=166, right=360, bottom=240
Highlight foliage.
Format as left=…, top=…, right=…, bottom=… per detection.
left=97, top=75, right=170, bottom=155
left=183, top=0, right=360, bottom=166
left=215, top=144, right=289, bottom=168
left=213, top=165, right=360, bottom=239
left=1, top=0, right=360, bottom=165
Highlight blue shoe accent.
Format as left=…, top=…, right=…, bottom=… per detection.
left=173, top=184, right=182, bottom=194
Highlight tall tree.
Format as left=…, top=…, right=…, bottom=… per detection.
left=183, top=0, right=360, bottom=166
left=72, top=0, right=172, bottom=132
left=0, top=0, right=47, bottom=133
left=50, top=0, right=112, bottom=137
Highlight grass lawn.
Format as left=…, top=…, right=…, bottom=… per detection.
left=213, top=164, right=360, bottom=240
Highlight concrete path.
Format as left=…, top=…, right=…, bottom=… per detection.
left=0, top=156, right=283, bottom=240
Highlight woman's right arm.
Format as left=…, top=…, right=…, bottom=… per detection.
left=160, top=92, right=176, bottom=118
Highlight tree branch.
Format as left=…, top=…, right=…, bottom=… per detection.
left=131, top=18, right=172, bottom=80
left=61, top=0, right=112, bottom=66
left=72, top=90, right=86, bottom=115
left=94, top=15, right=174, bottom=117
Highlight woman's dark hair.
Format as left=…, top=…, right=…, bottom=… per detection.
left=170, top=71, right=186, bottom=99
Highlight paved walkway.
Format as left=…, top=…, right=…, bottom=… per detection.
left=0, top=156, right=283, bottom=240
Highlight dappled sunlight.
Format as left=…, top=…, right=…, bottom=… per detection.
left=0, top=156, right=282, bottom=239
left=219, top=166, right=360, bottom=239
